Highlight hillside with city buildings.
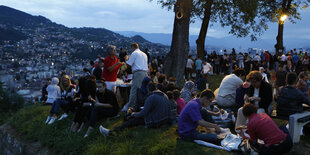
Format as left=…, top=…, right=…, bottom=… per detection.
left=0, top=5, right=169, bottom=102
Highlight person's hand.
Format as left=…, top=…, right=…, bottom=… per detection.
left=215, top=126, right=221, bottom=134
left=220, top=109, right=225, bottom=114
left=239, top=130, right=249, bottom=139
left=120, top=62, right=126, bottom=66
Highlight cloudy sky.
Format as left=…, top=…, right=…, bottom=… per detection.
left=2, top=0, right=310, bottom=40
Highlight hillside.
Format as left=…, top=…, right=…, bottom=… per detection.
left=0, top=5, right=169, bottom=58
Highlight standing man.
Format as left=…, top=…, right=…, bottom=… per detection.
left=185, top=55, right=194, bottom=79
left=102, top=45, right=125, bottom=93
left=195, top=56, right=203, bottom=80
left=122, top=43, right=148, bottom=111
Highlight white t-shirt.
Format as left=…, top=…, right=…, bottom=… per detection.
left=217, top=74, right=243, bottom=97
left=281, top=55, right=287, bottom=61
left=126, top=49, right=148, bottom=72
left=254, top=88, right=260, bottom=107
left=202, top=63, right=212, bottom=74
left=186, top=59, right=194, bottom=68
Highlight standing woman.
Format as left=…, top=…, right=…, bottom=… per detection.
left=102, top=45, right=125, bottom=93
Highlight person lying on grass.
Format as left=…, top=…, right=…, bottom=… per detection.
left=177, top=89, right=221, bottom=144
left=99, top=82, right=172, bottom=136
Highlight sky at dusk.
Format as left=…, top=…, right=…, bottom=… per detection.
left=2, top=0, right=310, bottom=40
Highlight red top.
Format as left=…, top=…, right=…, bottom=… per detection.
left=247, top=113, right=287, bottom=146
left=102, top=55, right=120, bottom=82
left=176, top=98, right=186, bottom=115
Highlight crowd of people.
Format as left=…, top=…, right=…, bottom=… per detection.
left=40, top=43, right=310, bottom=154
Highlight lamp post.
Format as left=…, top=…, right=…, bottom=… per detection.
left=275, top=14, right=288, bottom=54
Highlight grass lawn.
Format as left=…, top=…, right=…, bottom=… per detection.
left=5, top=74, right=310, bottom=154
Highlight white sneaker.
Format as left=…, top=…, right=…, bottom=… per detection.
left=45, top=116, right=51, bottom=124
left=58, top=113, right=68, bottom=120
left=99, top=125, right=110, bottom=137
left=48, top=117, right=56, bottom=125
left=84, top=127, right=93, bottom=138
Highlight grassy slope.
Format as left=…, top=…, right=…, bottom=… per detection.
left=6, top=75, right=310, bottom=154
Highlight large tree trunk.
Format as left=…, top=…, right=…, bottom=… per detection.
left=196, top=0, right=213, bottom=60
left=274, top=0, right=292, bottom=53
left=164, top=0, right=193, bottom=87
left=275, top=22, right=284, bottom=52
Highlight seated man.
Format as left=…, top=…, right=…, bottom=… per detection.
left=277, top=72, right=310, bottom=119
left=99, top=82, right=171, bottom=136
left=178, top=89, right=221, bottom=143
left=216, top=68, right=245, bottom=108
left=239, top=103, right=293, bottom=155
left=84, top=79, right=119, bottom=137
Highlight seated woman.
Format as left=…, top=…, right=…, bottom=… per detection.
left=180, top=81, right=195, bottom=104
left=84, top=79, right=119, bottom=137
left=70, top=75, right=97, bottom=132
left=235, top=71, right=273, bottom=130
left=99, top=82, right=172, bottom=136
left=131, top=77, right=153, bottom=112
left=239, top=103, right=293, bottom=155
left=45, top=75, right=76, bottom=124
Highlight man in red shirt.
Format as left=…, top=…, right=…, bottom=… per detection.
left=102, top=45, right=125, bottom=93
left=239, top=103, right=292, bottom=154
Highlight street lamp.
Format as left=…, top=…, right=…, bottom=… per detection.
left=280, top=14, right=288, bottom=22
left=275, top=14, right=288, bottom=54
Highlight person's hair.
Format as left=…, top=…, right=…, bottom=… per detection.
left=169, top=77, right=176, bottom=82
left=172, top=89, right=181, bottom=99
left=147, top=82, right=157, bottom=92
left=96, top=79, right=106, bottom=86
left=278, top=64, right=283, bottom=68
left=131, top=43, right=139, bottom=49
left=107, top=45, right=117, bottom=55
left=200, top=89, right=214, bottom=100
left=158, top=74, right=166, bottom=83
left=299, top=72, right=307, bottom=79
left=83, top=68, right=91, bottom=74
left=233, top=68, right=245, bottom=77
left=166, top=91, right=174, bottom=100
left=242, top=102, right=257, bottom=117
left=90, top=60, right=94, bottom=66
left=246, top=71, right=262, bottom=82
left=60, top=75, right=72, bottom=91
left=286, top=72, right=297, bottom=85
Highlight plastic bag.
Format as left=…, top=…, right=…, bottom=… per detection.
left=221, top=133, right=242, bottom=151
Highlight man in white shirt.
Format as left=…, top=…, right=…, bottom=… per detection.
left=202, top=61, right=213, bottom=75
left=122, top=43, right=148, bottom=111
left=185, top=55, right=194, bottom=79
left=216, top=69, right=245, bottom=108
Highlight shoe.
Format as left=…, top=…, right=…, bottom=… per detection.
left=58, top=113, right=68, bottom=120
left=99, top=125, right=110, bottom=137
left=45, top=116, right=51, bottom=124
left=48, top=117, right=56, bottom=125
left=84, top=127, right=93, bottom=138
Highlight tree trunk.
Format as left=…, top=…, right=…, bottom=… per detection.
left=275, top=22, right=284, bottom=52
left=196, top=0, right=213, bottom=61
left=164, top=0, right=193, bottom=87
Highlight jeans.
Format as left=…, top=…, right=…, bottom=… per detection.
left=127, top=71, right=147, bottom=108
left=89, top=107, right=117, bottom=127
left=250, top=126, right=293, bottom=155
left=182, top=131, right=218, bottom=143
left=50, top=99, right=67, bottom=114
left=113, top=117, right=145, bottom=132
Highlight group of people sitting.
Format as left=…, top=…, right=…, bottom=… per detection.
left=40, top=43, right=310, bottom=154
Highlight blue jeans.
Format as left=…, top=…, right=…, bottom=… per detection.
left=50, top=99, right=66, bottom=114
left=182, top=131, right=218, bottom=143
